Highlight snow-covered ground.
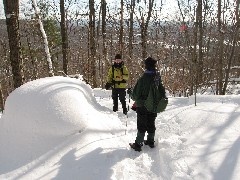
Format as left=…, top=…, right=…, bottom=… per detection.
left=0, top=76, right=239, bottom=180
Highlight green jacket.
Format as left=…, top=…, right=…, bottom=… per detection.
left=107, top=65, right=129, bottom=88
left=131, top=71, right=165, bottom=107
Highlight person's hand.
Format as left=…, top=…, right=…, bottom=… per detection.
left=122, top=79, right=126, bottom=83
left=131, top=102, right=136, bottom=111
left=105, top=82, right=112, bottom=90
left=127, top=88, right=132, bottom=94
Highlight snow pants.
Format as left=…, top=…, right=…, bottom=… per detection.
left=112, top=88, right=126, bottom=111
left=135, top=106, right=157, bottom=143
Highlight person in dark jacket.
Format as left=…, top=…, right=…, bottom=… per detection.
left=105, top=54, right=129, bottom=115
left=128, top=57, right=166, bottom=151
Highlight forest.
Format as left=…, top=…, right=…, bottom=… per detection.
left=0, top=0, right=239, bottom=111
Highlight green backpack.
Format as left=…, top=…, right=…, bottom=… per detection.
left=144, top=72, right=168, bottom=113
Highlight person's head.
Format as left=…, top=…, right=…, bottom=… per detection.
left=144, top=57, right=157, bottom=70
left=114, top=54, right=124, bottom=68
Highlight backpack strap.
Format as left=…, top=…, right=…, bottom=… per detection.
left=112, top=65, right=115, bottom=88
left=154, top=71, right=161, bottom=86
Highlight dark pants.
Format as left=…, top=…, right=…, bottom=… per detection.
left=112, top=88, right=126, bottom=111
left=136, top=106, right=157, bottom=134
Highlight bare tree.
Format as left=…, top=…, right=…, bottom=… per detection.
left=127, top=0, right=136, bottom=87
left=3, top=0, right=24, bottom=88
left=101, top=0, right=108, bottom=87
left=1, top=0, right=239, bottom=101
left=119, top=0, right=124, bottom=54
left=216, top=0, right=224, bottom=94
left=101, top=0, right=107, bottom=62
left=137, top=0, right=155, bottom=59
left=32, top=0, right=54, bottom=77
left=128, top=0, right=135, bottom=61
left=197, top=0, right=203, bottom=83
left=89, top=0, right=97, bottom=87
left=222, top=0, right=240, bottom=94
left=60, top=0, right=69, bottom=75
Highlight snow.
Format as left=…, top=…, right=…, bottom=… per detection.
left=0, top=76, right=239, bottom=180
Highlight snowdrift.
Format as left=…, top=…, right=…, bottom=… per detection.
left=0, top=77, right=121, bottom=172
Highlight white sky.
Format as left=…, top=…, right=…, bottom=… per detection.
left=0, top=0, right=178, bottom=19
left=0, top=76, right=239, bottom=179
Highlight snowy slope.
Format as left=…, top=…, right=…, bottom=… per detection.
left=0, top=76, right=239, bottom=180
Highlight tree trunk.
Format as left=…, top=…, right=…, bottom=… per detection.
left=89, top=0, right=97, bottom=87
left=140, top=0, right=154, bottom=59
left=3, top=0, right=24, bottom=89
left=101, top=0, right=107, bottom=61
left=27, top=37, right=38, bottom=79
left=119, top=0, right=124, bottom=54
left=222, top=1, right=240, bottom=94
left=101, top=0, right=108, bottom=87
left=128, top=0, right=135, bottom=87
left=198, top=0, right=203, bottom=83
left=141, top=17, right=147, bottom=59
left=192, top=3, right=199, bottom=104
left=60, top=0, right=69, bottom=75
left=129, top=0, right=135, bottom=60
left=32, top=0, right=54, bottom=77
left=217, top=0, right=224, bottom=95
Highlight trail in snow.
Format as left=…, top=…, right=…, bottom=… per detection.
left=0, top=77, right=239, bottom=180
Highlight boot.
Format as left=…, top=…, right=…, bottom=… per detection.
left=113, top=106, right=118, bottom=112
left=123, top=108, right=128, bottom=115
left=144, top=139, right=155, bottom=148
left=129, top=141, right=142, bottom=152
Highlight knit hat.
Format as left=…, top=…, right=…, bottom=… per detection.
left=115, top=54, right=122, bottom=59
left=144, top=57, right=157, bottom=70
left=114, top=54, right=123, bottom=64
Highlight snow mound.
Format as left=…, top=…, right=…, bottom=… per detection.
left=0, top=76, right=120, bottom=171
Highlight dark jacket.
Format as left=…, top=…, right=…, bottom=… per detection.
left=131, top=70, right=165, bottom=107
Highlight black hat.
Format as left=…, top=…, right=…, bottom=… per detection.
left=115, top=54, right=122, bottom=59
left=144, top=57, right=157, bottom=70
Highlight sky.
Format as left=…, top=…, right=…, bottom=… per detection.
left=0, top=76, right=239, bottom=180
left=0, top=0, right=178, bottom=19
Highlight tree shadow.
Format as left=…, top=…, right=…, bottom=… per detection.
left=201, top=106, right=239, bottom=159
left=52, top=147, right=128, bottom=180
left=200, top=106, right=240, bottom=179
left=213, top=136, right=240, bottom=180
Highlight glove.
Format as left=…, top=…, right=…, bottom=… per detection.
left=131, top=102, right=137, bottom=111
left=105, top=82, right=112, bottom=90
left=127, top=88, right=132, bottom=94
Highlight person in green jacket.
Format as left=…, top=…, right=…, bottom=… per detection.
left=128, top=57, right=166, bottom=151
left=105, top=54, right=129, bottom=115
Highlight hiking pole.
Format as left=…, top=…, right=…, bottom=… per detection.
left=127, top=93, right=130, bottom=116
left=125, top=88, right=131, bottom=135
